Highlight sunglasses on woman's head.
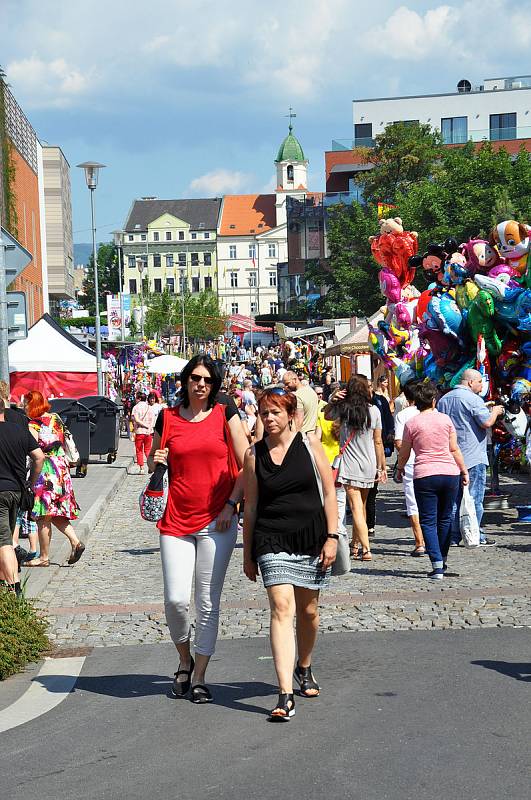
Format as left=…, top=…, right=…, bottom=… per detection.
left=189, top=373, right=214, bottom=386
left=266, top=387, right=286, bottom=396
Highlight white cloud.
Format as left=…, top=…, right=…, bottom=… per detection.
left=188, top=169, right=254, bottom=195
left=6, top=55, right=94, bottom=108
left=364, top=5, right=460, bottom=61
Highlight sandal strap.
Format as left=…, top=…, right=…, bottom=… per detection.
left=175, top=656, right=194, bottom=678
left=271, top=692, right=294, bottom=716
left=295, top=663, right=320, bottom=692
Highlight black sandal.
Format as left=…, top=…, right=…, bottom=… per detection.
left=294, top=663, right=320, bottom=697
left=269, top=692, right=295, bottom=721
left=191, top=684, right=213, bottom=704
left=67, top=542, right=85, bottom=565
left=171, top=656, right=195, bottom=698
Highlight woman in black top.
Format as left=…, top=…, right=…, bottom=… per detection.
left=243, top=387, right=338, bottom=721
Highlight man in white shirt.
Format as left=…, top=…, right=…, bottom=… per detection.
left=394, top=381, right=425, bottom=556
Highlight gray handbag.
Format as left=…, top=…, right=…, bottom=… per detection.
left=302, top=434, right=351, bottom=576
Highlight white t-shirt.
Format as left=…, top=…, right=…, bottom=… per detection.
left=394, top=405, right=419, bottom=466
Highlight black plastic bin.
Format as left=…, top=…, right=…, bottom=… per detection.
left=79, top=396, right=122, bottom=463
left=49, top=398, right=93, bottom=477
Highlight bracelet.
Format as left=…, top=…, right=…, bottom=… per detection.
left=327, top=533, right=340, bottom=540
left=225, top=499, right=238, bottom=509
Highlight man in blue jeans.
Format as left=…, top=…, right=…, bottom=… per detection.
left=438, top=369, right=504, bottom=546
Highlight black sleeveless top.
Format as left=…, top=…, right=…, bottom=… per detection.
left=252, top=432, right=327, bottom=559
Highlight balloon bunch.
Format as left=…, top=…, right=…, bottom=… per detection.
left=368, top=218, right=531, bottom=414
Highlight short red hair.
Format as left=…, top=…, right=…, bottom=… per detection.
left=25, top=390, right=50, bottom=419
left=258, top=388, right=297, bottom=416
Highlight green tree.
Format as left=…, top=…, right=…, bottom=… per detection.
left=144, top=291, right=180, bottom=338
left=185, top=291, right=226, bottom=340
left=358, top=121, right=443, bottom=205
left=82, top=242, right=120, bottom=315
left=306, top=202, right=381, bottom=318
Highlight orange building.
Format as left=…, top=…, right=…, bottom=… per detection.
left=1, top=81, right=46, bottom=325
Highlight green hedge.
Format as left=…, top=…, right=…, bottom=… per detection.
left=0, top=590, right=50, bottom=681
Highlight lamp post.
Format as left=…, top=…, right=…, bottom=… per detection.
left=112, top=229, right=126, bottom=342
left=77, top=161, right=106, bottom=395
left=179, top=267, right=187, bottom=356
left=136, top=258, right=145, bottom=340
left=248, top=276, right=253, bottom=356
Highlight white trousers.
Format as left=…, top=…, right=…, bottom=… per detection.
left=159, top=518, right=237, bottom=656
left=403, top=463, right=418, bottom=517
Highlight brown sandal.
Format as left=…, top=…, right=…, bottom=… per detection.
left=24, top=559, right=50, bottom=567
left=67, top=542, right=85, bottom=565
left=361, top=549, right=372, bottom=562
left=350, top=542, right=359, bottom=559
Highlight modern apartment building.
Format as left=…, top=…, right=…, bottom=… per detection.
left=42, top=145, right=75, bottom=310
left=0, top=80, right=48, bottom=324
left=326, top=75, right=531, bottom=192
left=120, top=198, right=221, bottom=296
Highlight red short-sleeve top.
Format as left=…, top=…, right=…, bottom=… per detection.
left=157, top=404, right=235, bottom=537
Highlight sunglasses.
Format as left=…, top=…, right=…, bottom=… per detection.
left=266, top=387, right=287, bottom=396
left=189, top=373, right=214, bottom=386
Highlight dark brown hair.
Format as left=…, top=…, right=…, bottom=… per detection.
left=414, top=380, right=438, bottom=411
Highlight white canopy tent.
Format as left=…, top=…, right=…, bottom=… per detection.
left=146, top=355, right=188, bottom=375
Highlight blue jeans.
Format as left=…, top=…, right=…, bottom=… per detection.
left=414, top=475, right=460, bottom=568
left=450, top=464, right=487, bottom=544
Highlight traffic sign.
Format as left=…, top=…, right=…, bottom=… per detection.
left=7, top=292, right=27, bottom=342
left=1, top=226, right=32, bottom=283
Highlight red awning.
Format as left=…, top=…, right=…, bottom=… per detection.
left=227, top=314, right=273, bottom=334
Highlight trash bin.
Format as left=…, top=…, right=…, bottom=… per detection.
left=49, top=398, right=93, bottom=477
left=79, top=396, right=122, bottom=463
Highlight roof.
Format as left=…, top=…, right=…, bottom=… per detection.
left=325, top=311, right=384, bottom=356
left=275, top=126, right=306, bottom=163
left=276, top=323, right=335, bottom=340
left=219, top=194, right=277, bottom=236
left=124, top=198, right=222, bottom=232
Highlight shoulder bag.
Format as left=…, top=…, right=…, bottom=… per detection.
left=139, top=410, right=170, bottom=522
left=302, top=433, right=350, bottom=577
left=331, top=428, right=356, bottom=484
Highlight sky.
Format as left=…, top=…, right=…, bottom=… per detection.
left=3, top=0, right=531, bottom=244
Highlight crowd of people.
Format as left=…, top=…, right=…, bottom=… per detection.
left=144, top=344, right=514, bottom=721
left=0, top=382, right=85, bottom=597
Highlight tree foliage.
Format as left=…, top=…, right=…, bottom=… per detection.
left=82, top=242, right=120, bottom=315
left=306, top=202, right=381, bottom=318
left=144, top=290, right=226, bottom=341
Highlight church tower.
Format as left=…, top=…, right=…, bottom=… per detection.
left=274, top=116, right=308, bottom=226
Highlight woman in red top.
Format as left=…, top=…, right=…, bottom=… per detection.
left=149, top=355, right=248, bottom=704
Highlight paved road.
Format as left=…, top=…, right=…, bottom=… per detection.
left=1, top=628, right=530, bottom=800
left=37, top=471, right=531, bottom=648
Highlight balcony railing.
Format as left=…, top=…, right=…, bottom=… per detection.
left=323, top=191, right=362, bottom=207
left=332, top=126, right=531, bottom=151
left=331, top=138, right=376, bottom=150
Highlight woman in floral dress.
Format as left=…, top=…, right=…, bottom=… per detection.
left=24, top=391, right=85, bottom=568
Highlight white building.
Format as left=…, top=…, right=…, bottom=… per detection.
left=352, top=76, right=531, bottom=147
left=217, top=125, right=309, bottom=316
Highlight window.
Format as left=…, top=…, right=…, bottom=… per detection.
left=287, top=165, right=294, bottom=181
left=204, top=252, right=212, bottom=266
left=249, top=271, right=257, bottom=287
left=153, top=254, right=161, bottom=268
left=153, top=232, right=159, bottom=242
left=191, top=232, right=197, bottom=240
left=154, top=278, right=162, bottom=293
left=129, top=278, right=137, bottom=293
left=191, top=252, right=199, bottom=266
left=250, top=301, right=258, bottom=313
left=178, top=231, right=184, bottom=240
left=204, top=232, right=210, bottom=239
left=229, top=245, right=237, bottom=259
left=248, top=244, right=256, bottom=259
left=231, top=302, right=239, bottom=314
left=441, top=116, right=468, bottom=144
left=204, top=276, right=212, bottom=290
left=165, top=231, right=172, bottom=241
left=230, top=271, right=238, bottom=288
left=166, top=255, right=173, bottom=268
left=141, top=233, right=147, bottom=241
left=268, top=243, right=276, bottom=258
left=178, top=253, right=186, bottom=266
left=128, top=255, right=136, bottom=268
left=166, top=277, right=175, bottom=293
left=192, top=276, right=200, bottom=293
left=270, top=302, right=278, bottom=314
left=490, top=112, right=517, bottom=141
left=179, top=274, right=187, bottom=293
left=269, top=271, right=277, bottom=287
left=128, top=234, right=134, bottom=241
left=354, top=122, right=373, bottom=146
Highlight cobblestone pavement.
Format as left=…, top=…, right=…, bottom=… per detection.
left=38, top=469, right=531, bottom=648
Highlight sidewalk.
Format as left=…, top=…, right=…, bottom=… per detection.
left=22, top=437, right=135, bottom=599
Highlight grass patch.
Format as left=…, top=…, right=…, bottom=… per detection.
left=0, top=590, right=50, bottom=681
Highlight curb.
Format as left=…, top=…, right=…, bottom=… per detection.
left=24, top=456, right=133, bottom=600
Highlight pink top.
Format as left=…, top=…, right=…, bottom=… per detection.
left=403, top=410, right=460, bottom=480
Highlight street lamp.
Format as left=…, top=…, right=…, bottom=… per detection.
left=248, top=276, right=254, bottom=355
left=179, top=267, right=187, bottom=357
left=112, top=230, right=126, bottom=342
left=77, top=161, right=106, bottom=395
left=136, top=258, right=145, bottom=340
